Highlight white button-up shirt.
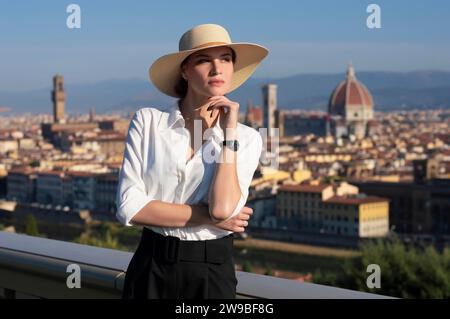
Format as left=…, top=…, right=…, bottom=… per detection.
left=115, top=102, right=263, bottom=240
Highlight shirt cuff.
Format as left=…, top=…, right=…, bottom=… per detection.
left=116, top=194, right=155, bottom=226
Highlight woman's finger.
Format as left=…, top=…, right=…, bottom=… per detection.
left=208, top=95, right=226, bottom=100
left=207, top=102, right=228, bottom=112
left=241, top=207, right=253, bottom=214
left=235, top=226, right=245, bottom=233
left=237, top=213, right=249, bottom=220
left=208, top=96, right=230, bottom=106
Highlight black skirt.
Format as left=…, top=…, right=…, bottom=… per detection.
left=121, top=227, right=237, bottom=299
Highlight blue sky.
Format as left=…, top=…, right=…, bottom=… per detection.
left=1, top=0, right=449, bottom=91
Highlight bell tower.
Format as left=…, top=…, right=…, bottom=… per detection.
left=52, top=74, right=66, bottom=124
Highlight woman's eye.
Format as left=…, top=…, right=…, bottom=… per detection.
left=197, top=58, right=230, bottom=64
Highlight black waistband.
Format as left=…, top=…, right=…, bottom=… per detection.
left=140, top=227, right=234, bottom=264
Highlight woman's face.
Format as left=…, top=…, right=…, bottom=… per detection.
left=182, top=46, right=234, bottom=97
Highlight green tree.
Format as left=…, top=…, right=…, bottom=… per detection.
left=74, top=235, right=119, bottom=249
left=98, top=221, right=113, bottom=237
left=74, top=229, right=119, bottom=250
left=264, top=266, right=273, bottom=276
left=24, top=214, right=39, bottom=236
left=335, top=237, right=450, bottom=298
left=242, top=261, right=253, bottom=272
left=313, top=268, right=338, bottom=286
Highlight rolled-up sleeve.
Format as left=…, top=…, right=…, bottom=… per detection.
left=115, top=109, right=155, bottom=226
left=227, top=131, right=263, bottom=220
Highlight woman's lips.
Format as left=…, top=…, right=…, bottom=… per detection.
left=208, top=80, right=224, bottom=86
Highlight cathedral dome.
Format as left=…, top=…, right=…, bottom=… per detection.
left=328, top=63, right=374, bottom=121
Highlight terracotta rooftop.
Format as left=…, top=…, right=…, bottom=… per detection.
left=65, top=171, right=99, bottom=177
left=324, top=195, right=388, bottom=205
left=37, top=170, right=65, bottom=176
left=7, top=167, right=36, bottom=175
left=278, top=184, right=331, bottom=193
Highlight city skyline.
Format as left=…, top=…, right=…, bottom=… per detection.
left=1, top=0, right=450, bottom=91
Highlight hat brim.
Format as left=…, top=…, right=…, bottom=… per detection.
left=149, top=42, right=269, bottom=98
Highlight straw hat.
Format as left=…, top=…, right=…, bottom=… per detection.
left=149, top=23, right=269, bottom=98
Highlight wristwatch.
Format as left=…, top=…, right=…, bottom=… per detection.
left=222, top=139, right=239, bottom=152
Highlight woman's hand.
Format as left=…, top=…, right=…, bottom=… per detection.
left=213, top=206, right=253, bottom=233
left=207, top=96, right=239, bottom=132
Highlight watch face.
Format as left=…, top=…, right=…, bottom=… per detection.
left=223, top=140, right=239, bottom=151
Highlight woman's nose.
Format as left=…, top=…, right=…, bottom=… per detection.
left=211, top=60, right=222, bottom=75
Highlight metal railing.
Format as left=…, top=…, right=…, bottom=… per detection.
left=0, top=231, right=394, bottom=299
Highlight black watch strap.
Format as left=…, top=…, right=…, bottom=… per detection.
left=222, top=139, right=239, bottom=151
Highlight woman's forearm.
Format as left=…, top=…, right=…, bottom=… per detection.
left=208, top=128, right=242, bottom=221
left=129, top=200, right=214, bottom=228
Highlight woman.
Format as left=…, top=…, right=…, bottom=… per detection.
left=116, top=23, right=268, bottom=299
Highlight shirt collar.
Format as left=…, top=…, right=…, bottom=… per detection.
left=160, top=102, right=224, bottom=142
left=166, top=102, right=185, bottom=129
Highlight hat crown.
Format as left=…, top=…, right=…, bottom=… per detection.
left=179, top=24, right=232, bottom=51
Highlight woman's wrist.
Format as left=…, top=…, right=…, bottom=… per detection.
left=223, top=111, right=238, bottom=133
left=223, top=126, right=237, bottom=140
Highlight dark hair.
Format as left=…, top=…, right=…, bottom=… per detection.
left=175, top=47, right=236, bottom=102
